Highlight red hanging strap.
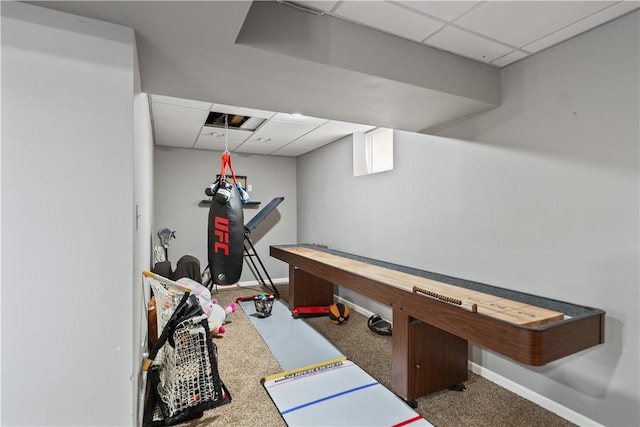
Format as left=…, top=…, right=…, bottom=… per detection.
left=219, top=152, right=238, bottom=184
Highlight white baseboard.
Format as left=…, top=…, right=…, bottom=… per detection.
left=467, top=361, right=600, bottom=426
left=219, top=277, right=289, bottom=288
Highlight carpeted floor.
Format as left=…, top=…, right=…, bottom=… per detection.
left=178, top=284, right=575, bottom=427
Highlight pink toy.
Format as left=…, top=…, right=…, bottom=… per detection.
left=207, top=300, right=237, bottom=336
left=175, top=277, right=213, bottom=315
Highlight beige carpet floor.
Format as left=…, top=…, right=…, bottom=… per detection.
left=177, top=284, right=575, bottom=427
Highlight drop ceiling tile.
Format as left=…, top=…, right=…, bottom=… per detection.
left=296, top=1, right=339, bottom=12
left=152, top=102, right=210, bottom=125
left=491, top=50, right=529, bottom=67
left=425, top=26, right=513, bottom=63
left=267, top=145, right=309, bottom=157
left=309, top=120, right=376, bottom=137
left=250, top=119, right=322, bottom=145
left=154, top=120, right=201, bottom=148
left=150, top=94, right=212, bottom=110
left=270, top=137, right=334, bottom=157
left=273, top=121, right=375, bottom=156
left=522, top=1, right=640, bottom=53
left=211, top=103, right=276, bottom=119
left=194, top=127, right=251, bottom=151
left=397, top=1, right=480, bottom=22
left=197, top=140, right=243, bottom=152
left=335, top=1, right=444, bottom=42
left=455, top=1, right=615, bottom=48
left=272, top=112, right=328, bottom=126
left=290, top=120, right=374, bottom=146
left=233, top=142, right=284, bottom=155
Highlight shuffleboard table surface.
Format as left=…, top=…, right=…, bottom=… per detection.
left=283, top=246, right=564, bottom=327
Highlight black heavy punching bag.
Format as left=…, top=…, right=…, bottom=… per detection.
left=207, top=152, right=244, bottom=285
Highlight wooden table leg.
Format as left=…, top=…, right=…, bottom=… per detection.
left=288, top=266, right=335, bottom=309
left=392, top=309, right=469, bottom=400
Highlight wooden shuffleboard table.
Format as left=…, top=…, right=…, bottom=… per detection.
left=270, top=244, right=605, bottom=401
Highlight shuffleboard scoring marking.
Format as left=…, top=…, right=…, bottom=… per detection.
left=413, top=286, right=478, bottom=313
left=284, top=246, right=564, bottom=327
left=263, top=357, right=347, bottom=383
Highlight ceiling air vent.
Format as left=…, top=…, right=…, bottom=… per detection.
left=205, top=112, right=265, bottom=131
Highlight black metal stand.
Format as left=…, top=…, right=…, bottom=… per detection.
left=242, top=197, right=284, bottom=296
left=244, top=233, right=279, bottom=295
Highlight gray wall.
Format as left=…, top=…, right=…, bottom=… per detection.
left=1, top=3, right=151, bottom=425
left=133, top=92, right=155, bottom=425
left=297, top=11, right=639, bottom=427
left=153, top=148, right=296, bottom=283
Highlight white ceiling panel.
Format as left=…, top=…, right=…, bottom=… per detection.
left=233, top=142, right=284, bottom=155
left=195, top=140, right=243, bottom=152
left=151, top=102, right=210, bottom=125
left=194, top=127, right=251, bottom=151
left=271, top=112, right=328, bottom=126
left=335, top=0, right=444, bottom=42
left=270, top=143, right=319, bottom=157
left=151, top=94, right=212, bottom=110
left=248, top=118, right=324, bottom=146
left=273, top=121, right=376, bottom=156
left=299, top=120, right=375, bottom=143
left=154, top=120, right=201, bottom=148
left=522, top=1, right=640, bottom=53
left=425, top=26, right=514, bottom=63
left=455, top=1, right=615, bottom=48
left=148, top=93, right=378, bottom=157
left=397, top=1, right=480, bottom=22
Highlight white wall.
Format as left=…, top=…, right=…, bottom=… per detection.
left=133, top=92, right=154, bottom=425
left=1, top=3, right=139, bottom=425
left=297, top=11, right=639, bottom=427
left=153, top=147, right=296, bottom=284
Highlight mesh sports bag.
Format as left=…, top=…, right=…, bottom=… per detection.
left=143, top=272, right=231, bottom=426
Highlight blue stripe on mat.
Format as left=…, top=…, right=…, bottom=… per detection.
left=281, top=382, right=379, bottom=415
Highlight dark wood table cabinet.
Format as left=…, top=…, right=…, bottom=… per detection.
left=271, top=244, right=605, bottom=401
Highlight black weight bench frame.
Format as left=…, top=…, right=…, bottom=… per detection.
left=243, top=197, right=284, bottom=296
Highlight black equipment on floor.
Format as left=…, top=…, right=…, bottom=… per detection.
left=368, top=314, right=392, bottom=336
left=152, top=255, right=202, bottom=283
left=243, top=197, right=284, bottom=296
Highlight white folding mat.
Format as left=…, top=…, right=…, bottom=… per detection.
left=239, top=298, right=344, bottom=370
left=239, top=298, right=432, bottom=426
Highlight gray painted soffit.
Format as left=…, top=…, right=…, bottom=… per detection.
left=235, top=1, right=501, bottom=132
